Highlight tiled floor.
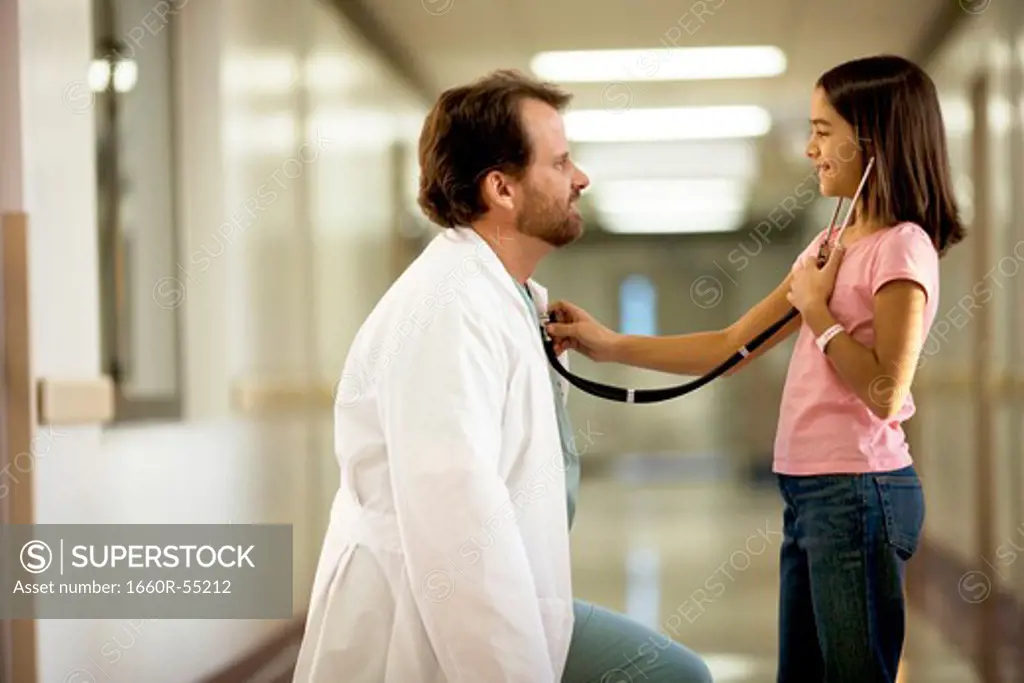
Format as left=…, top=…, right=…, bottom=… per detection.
left=568, top=474, right=979, bottom=683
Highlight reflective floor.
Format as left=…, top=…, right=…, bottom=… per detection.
left=569, top=467, right=979, bottom=683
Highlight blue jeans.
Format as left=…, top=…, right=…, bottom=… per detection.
left=562, top=600, right=713, bottom=683
left=775, top=465, right=925, bottom=683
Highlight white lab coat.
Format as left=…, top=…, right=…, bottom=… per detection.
left=292, top=226, right=575, bottom=683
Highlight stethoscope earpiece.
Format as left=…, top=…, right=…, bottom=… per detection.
left=541, top=157, right=877, bottom=404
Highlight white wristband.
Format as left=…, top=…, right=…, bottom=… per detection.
left=815, top=323, right=845, bottom=353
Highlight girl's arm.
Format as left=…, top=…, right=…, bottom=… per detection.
left=801, top=280, right=928, bottom=419
left=610, top=272, right=802, bottom=377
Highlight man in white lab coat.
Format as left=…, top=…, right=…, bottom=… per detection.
left=292, top=69, right=712, bottom=683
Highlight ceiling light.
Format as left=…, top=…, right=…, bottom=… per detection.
left=574, top=141, right=759, bottom=181
left=592, top=178, right=748, bottom=214
left=601, top=210, right=745, bottom=235
left=531, top=46, right=786, bottom=82
left=592, top=178, right=749, bottom=234
left=564, top=106, right=771, bottom=142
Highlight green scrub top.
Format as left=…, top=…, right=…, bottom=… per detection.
left=513, top=281, right=580, bottom=530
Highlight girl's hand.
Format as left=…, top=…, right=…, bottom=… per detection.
left=787, top=245, right=844, bottom=314
left=545, top=300, right=621, bottom=362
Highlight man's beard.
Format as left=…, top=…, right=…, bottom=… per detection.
left=516, top=188, right=583, bottom=247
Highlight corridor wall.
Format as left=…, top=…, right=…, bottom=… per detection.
left=915, top=3, right=1024, bottom=677
left=1, top=0, right=426, bottom=681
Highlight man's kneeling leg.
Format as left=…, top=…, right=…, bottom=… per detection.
left=561, top=600, right=712, bottom=683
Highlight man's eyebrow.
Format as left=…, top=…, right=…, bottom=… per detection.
left=555, top=151, right=570, bottom=162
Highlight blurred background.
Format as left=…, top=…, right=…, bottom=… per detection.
left=1, top=0, right=1022, bottom=681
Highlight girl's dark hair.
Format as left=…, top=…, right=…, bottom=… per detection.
left=817, top=54, right=966, bottom=256
left=417, top=69, right=572, bottom=228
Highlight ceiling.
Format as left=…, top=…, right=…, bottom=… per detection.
left=342, top=0, right=960, bottom=234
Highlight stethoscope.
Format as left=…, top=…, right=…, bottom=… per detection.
left=540, top=157, right=876, bottom=404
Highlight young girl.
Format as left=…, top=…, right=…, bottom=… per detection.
left=545, top=54, right=965, bottom=683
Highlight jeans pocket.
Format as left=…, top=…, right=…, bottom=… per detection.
left=873, top=474, right=926, bottom=561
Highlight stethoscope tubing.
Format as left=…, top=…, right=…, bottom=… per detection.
left=541, top=157, right=875, bottom=404
left=542, top=306, right=799, bottom=403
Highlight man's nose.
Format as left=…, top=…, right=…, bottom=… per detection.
left=574, top=168, right=590, bottom=189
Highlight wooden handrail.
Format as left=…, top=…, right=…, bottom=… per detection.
left=36, top=376, right=115, bottom=425
left=230, top=378, right=335, bottom=416
left=915, top=370, right=1024, bottom=397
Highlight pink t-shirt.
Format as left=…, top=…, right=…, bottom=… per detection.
left=773, top=221, right=940, bottom=475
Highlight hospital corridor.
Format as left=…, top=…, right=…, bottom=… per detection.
left=2, top=0, right=1023, bottom=681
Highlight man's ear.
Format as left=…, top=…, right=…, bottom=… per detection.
left=481, top=171, right=515, bottom=212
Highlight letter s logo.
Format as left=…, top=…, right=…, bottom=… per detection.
left=21, top=541, right=52, bottom=574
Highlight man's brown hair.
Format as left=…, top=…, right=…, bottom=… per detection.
left=417, top=69, right=572, bottom=228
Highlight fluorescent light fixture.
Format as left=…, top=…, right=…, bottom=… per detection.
left=564, top=106, right=771, bottom=142
left=531, top=46, right=786, bottom=82
left=591, top=178, right=749, bottom=214
left=601, top=210, right=744, bottom=235
left=591, top=178, right=749, bottom=234
left=573, top=140, right=759, bottom=181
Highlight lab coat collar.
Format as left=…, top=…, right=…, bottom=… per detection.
left=449, top=226, right=570, bottom=401
left=452, top=226, right=550, bottom=325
